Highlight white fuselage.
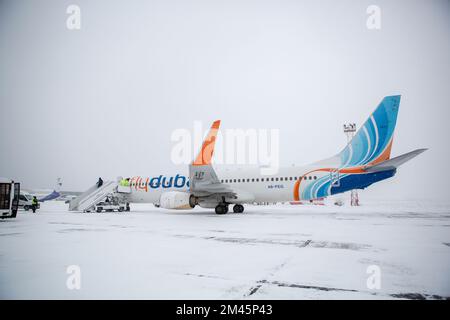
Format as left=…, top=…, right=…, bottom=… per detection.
left=125, top=164, right=330, bottom=205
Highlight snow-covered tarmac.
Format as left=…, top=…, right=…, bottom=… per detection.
left=1, top=200, right=449, bottom=299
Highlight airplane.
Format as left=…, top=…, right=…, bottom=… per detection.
left=121, top=95, right=426, bottom=214
left=24, top=178, right=81, bottom=203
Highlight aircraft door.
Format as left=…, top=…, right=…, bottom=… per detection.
left=330, top=169, right=340, bottom=187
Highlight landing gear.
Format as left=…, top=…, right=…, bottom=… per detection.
left=233, top=204, right=244, bottom=213
left=214, top=204, right=244, bottom=214
left=215, top=204, right=229, bottom=215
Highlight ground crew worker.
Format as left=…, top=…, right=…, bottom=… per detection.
left=120, top=178, right=130, bottom=187
left=97, top=177, right=103, bottom=188
left=31, top=196, right=38, bottom=213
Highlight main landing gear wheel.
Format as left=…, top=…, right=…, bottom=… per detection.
left=215, top=204, right=229, bottom=215
left=233, top=204, right=244, bottom=213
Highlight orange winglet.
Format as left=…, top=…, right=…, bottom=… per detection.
left=192, top=120, right=221, bottom=166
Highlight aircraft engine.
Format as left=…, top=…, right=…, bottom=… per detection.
left=159, top=191, right=195, bottom=210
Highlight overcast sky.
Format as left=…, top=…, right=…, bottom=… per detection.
left=0, top=0, right=449, bottom=200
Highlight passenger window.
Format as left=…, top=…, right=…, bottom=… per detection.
left=233, top=179, right=236, bottom=183
left=314, top=176, right=317, bottom=180
left=289, top=177, right=293, bottom=181
left=256, top=179, right=259, bottom=182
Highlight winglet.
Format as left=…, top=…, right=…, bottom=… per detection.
left=192, top=120, right=221, bottom=166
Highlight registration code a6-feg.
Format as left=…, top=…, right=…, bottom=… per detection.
left=220, top=304, right=272, bottom=315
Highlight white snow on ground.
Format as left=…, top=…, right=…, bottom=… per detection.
left=0, top=200, right=449, bottom=299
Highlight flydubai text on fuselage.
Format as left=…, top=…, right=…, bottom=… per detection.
left=125, top=95, right=426, bottom=214
left=127, top=175, right=189, bottom=203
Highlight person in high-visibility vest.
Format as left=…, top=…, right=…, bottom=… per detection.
left=31, top=196, right=38, bottom=213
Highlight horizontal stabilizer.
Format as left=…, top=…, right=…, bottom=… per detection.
left=364, top=148, right=427, bottom=173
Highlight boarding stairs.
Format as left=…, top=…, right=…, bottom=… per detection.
left=69, top=181, right=119, bottom=212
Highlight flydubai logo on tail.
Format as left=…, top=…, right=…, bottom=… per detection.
left=294, top=95, right=402, bottom=201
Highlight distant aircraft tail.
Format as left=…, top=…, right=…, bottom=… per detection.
left=338, top=95, right=401, bottom=168
left=38, top=190, right=61, bottom=202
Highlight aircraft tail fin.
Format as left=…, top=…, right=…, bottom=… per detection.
left=339, top=95, right=401, bottom=168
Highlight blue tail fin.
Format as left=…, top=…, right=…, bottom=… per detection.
left=339, top=95, right=400, bottom=168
